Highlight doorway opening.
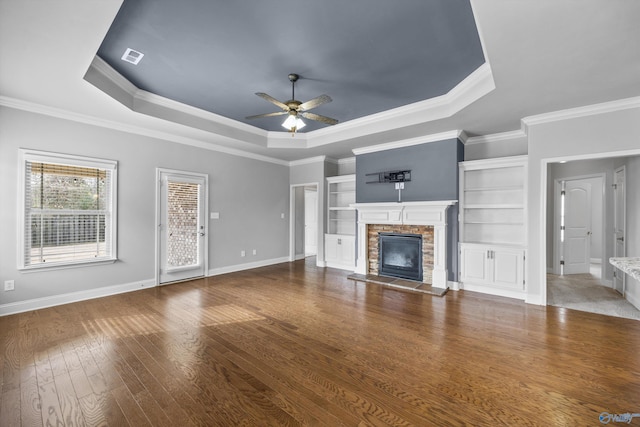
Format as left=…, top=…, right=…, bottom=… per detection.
left=545, top=158, right=640, bottom=320
left=289, top=182, right=319, bottom=263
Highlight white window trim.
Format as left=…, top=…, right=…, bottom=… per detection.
left=17, top=149, right=118, bottom=271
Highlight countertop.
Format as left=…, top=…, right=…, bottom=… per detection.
left=610, top=257, right=640, bottom=282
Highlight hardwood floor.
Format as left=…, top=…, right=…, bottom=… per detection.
left=2, top=258, right=640, bottom=426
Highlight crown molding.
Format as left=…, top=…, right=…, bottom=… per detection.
left=522, top=96, right=640, bottom=128
left=289, top=156, right=327, bottom=167
left=89, top=56, right=138, bottom=97
left=305, top=63, right=494, bottom=149
left=0, top=96, right=289, bottom=166
left=85, top=56, right=495, bottom=151
left=464, top=129, right=528, bottom=145
left=351, top=130, right=464, bottom=156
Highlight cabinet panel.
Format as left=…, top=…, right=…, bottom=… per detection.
left=460, top=245, right=490, bottom=284
left=460, top=243, right=525, bottom=299
left=325, top=234, right=355, bottom=270
left=492, top=248, right=524, bottom=289
left=325, top=235, right=339, bottom=261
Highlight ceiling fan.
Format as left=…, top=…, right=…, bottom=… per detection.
left=246, top=73, right=338, bottom=133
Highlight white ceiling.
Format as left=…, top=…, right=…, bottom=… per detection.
left=1, top=0, right=640, bottom=163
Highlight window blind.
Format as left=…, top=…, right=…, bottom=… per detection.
left=21, top=152, right=117, bottom=269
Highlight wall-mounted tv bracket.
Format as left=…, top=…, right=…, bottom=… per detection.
left=365, top=170, right=411, bottom=184
left=365, top=170, right=411, bottom=202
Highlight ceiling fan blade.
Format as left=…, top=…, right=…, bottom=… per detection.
left=245, top=111, right=288, bottom=120
left=255, top=92, right=288, bottom=110
left=300, top=112, right=339, bottom=125
left=298, top=94, right=332, bottom=111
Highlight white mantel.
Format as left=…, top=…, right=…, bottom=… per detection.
left=351, top=200, right=457, bottom=288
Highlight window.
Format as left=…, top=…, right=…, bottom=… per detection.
left=19, top=149, right=117, bottom=270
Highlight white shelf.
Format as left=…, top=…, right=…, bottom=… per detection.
left=327, top=174, right=356, bottom=236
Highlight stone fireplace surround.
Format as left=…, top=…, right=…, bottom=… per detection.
left=352, top=201, right=457, bottom=289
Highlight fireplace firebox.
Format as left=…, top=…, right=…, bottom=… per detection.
left=379, top=233, right=422, bottom=281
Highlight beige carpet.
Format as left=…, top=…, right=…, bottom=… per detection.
left=547, top=273, right=640, bottom=321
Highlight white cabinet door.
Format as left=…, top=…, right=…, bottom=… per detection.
left=460, top=243, right=525, bottom=299
left=325, top=234, right=355, bottom=270
left=460, top=244, right=491, bottom=285
left=339, top=236, right=355, bottom=265
left=491, top=247, right=524, bottom=290
left=325, top=234, right=339, bottom=263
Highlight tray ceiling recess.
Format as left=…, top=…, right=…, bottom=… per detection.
left=86, top=0, right=490, bottom=145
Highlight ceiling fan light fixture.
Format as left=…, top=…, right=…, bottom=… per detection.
left=282, top=114, right=305, bottom=132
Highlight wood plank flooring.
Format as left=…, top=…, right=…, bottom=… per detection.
left=2, top=258, right=640, bottom=426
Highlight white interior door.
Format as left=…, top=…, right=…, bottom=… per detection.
left=158, top=170, right=207, bottom=284
left=563, top=180, right=592, bottom=274
left=304, top=188, right=318, bottom=256
left=613, top=166, right=626, bottom=294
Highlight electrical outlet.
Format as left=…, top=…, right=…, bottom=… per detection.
left=4, top=280, right=15, bottom=291
left=241, top=250, right=246, bottom=257
left=252, top=249, right=257, bottom=255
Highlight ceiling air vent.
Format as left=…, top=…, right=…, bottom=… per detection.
left=121, top=48, right=144, bottom=65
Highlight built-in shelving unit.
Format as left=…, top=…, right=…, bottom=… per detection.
left=459, top=156, right=528, bottom=299
left=327, top=175, right=356, bottom=235
left=325, top=174, right=356, bottom=270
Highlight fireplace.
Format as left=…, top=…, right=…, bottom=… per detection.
left=379, top=233, right=422, bottom=281
left=352, top=201, right=457, bottom=289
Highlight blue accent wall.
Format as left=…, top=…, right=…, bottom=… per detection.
left=355, top=138, right=463, bottom=282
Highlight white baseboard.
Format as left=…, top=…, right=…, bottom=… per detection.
left=0, top=279, right=156, bottom=317
left=208, top=256, right=290, bottom=276
left=294, top=253, right=306, bottom=261
left=448, top=281, right=460, bottom=291
left=460, top=282, right=525, bottom=301
left=590, top=258, right=602, bottom=264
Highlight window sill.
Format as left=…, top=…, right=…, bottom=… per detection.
left=18, top=258, right=117, bottom=273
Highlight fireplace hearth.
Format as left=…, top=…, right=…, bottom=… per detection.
left=379, top=233, right=422, bottom=281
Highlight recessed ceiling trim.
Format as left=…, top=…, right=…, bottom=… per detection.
left=85, top=56, right=494, bottom=152
left=303, top=63, right=494, bottom=149
left=351, top=130, right=464, bottom=156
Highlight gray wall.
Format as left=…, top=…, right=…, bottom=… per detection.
left=355, top=139, right=463, bottom=281
left=0, top=107, right=290, bottom=306
left=355, top=139, right=462, bottom=203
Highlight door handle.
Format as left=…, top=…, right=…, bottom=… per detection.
left=199, top=232, right=205, bottom=237
left=617, top=236, right=624, bottom=242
